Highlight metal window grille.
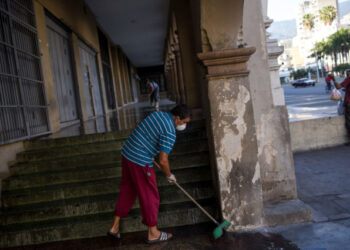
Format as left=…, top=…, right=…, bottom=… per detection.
left=0, top=0, right=50, bottom=145
left=98, top=29, right=116, bottom=110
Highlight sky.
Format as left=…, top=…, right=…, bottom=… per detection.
left=268, top=0, right=348, bottom=22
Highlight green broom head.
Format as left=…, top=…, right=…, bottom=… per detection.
left=213, top=220, right=231, bottom=239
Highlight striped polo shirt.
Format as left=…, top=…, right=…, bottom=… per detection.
left=121, top=111, right=176, bottom=167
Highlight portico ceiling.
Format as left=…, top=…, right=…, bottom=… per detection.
left=85, top=0, right=170, bottom=67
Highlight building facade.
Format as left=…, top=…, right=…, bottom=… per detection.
left=295, top=0, right=339, bottom=65
left=0, top=0, right=312, bottom=246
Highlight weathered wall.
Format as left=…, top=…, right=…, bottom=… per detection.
left=0, top=142, right=24, bottom=178
left=201, top=0, right=244, bottom=51
left=34, top=0, right=137, bottom=135
left=34, top=0, right=103, bottom=133
left=36, top=0, right=99, bottom=51
left=243, top=0, right=297, bottom=202
left=290, top=116, right=349, bottom=152
left=34, top=1, right=60, bottom=133
left=198, top=0, right=265, bottom=230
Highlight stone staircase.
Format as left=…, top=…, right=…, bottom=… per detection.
left=0, top=121, right=217, bottom=248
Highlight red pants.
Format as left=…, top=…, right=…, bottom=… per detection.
left=114, top=156, right=160, bottom=227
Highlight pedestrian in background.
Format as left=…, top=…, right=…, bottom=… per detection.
left=146, top=79, right=160, bottom=109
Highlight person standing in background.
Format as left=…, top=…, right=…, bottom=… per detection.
left=146, top=79, right=160, bottom=109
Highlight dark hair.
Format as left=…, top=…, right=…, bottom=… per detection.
left=170, top=104, right=190, bottom=120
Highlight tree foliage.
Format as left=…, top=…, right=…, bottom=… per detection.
left=290, top=68, right=315, bottom=79
left=333, top=63, right=350, bottom=74
left=310, top=28, right=350, bottom=67
left=319, top=5, right=337, bottom=25
left=303, top=13, right=315, bottom=30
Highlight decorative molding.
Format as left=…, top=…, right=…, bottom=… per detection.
left=197, top=47, right=256, bottom=79
left=264, top=18, right=273, bottom=29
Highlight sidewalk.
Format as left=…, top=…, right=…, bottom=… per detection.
left=260, top=145, right=350, bottom=250
left=4, top=145, right=350, bottom=250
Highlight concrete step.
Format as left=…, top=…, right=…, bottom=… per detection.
left=19, top=129, right=207, bottom=162
left=263, top=199, right=312, bottom=227
left=0, top=181, right=214, bottom=226
left=16, top=138, right=209, bottom=163
left=3, top=154, right=210, bottom=190
left=0, top=199, right=216, bottom=248
left=10, top=149, right=209, bottom=177
left=24, top=120, right=206, bottom=151
left=24, top=129, right=132, bottom=151
left=2, top=165, right=212, bottom=207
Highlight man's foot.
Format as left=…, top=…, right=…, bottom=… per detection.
left=107, top=230, right=120, bottom=239
left=145, top=231, right=173, bottom=244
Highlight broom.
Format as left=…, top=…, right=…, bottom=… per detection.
left=152, top=160, right=231, bottom=239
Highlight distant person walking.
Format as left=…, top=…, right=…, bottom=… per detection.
left=330, top=71, right=350, bottom=143
left=325, top=74, right=332, bottom=92
left=146, top=79, right=159, bottom=109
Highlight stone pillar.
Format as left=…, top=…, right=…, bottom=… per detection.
left=164, top=64, right=173, bottom=100
left=241, top=0, right=297, bottom=202
left=264, top=19, right=285, bottom=106
left=111, top=46, right=125, bottom=107
left=170, top=54, right=180, bottom=103
left=197, top=0, right=264, bottom=229
left=198, top=48, right=264, bottom=230
left=172, top=42, right=186, bottom=104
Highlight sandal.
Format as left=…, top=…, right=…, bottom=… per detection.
left=145, top=231, right=173, bottom=244
left=107, top=230, right=120, bottom=239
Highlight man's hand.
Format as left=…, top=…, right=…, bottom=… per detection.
left=167, top=173, right=176, bottom=183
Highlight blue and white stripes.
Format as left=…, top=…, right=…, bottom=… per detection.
left=121, top=112, right=176, bottom=167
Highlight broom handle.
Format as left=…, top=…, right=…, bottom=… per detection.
left=152, top=160, right=219, bottom=225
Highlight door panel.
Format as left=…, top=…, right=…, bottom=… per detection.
left=78, top=40, right=104, bottom=118
left=46, top=16, right=78, bottom=124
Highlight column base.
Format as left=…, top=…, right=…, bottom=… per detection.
left=263, top=199, right=312, bottom=227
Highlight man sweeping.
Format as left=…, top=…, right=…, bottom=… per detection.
left=107, top=104, right=191, bottom=243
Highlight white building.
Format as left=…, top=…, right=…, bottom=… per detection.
left=295, top=0, right=339, bottom=66
left=341, top=12, right=350, bottom=28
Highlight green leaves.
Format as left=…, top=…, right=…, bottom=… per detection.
left=310, top=28, right=350, bottom=61
left=319, top=5, right=337, bottom=25
left=303, top=13, right=315, bottom=30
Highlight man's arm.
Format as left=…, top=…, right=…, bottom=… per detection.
left=158, top=151, right=171, bottom=177
left=331, top=75, right=345, bottom=89
left=333, top=80, right=343, bottom=89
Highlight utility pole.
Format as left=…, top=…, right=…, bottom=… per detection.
left=336, top=0, right=340, bottom=30
left=315, top=45, right=320, bottom=82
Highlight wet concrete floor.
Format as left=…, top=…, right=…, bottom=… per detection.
left=5, top=223, right=298, bottom=250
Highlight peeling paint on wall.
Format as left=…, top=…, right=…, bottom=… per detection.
left=252, top=163, right=260, bottom=184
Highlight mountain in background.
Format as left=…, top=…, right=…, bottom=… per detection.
left=268, top=0, right=350, bottom=41
left=268, top=19, right=297, bottom=41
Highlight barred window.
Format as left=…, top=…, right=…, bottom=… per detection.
left=0, top=0, right=49, bottom=145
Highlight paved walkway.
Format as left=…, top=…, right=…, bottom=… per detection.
left=261, top=145, right=350, bottom=250
left=6, top=145, right=349, bottom=250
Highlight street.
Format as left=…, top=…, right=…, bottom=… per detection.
left=283, top=82, right=343, bottom=122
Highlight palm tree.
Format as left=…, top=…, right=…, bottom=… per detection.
left=319, top=5, right=337, bottom=25
left=303, top=14, right=315, bottom=30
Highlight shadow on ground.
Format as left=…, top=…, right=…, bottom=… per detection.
left=4, top=223, right=299, bottom=250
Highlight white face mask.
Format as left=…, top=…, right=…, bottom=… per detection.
left=176, top=123, right=187, bottom=131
